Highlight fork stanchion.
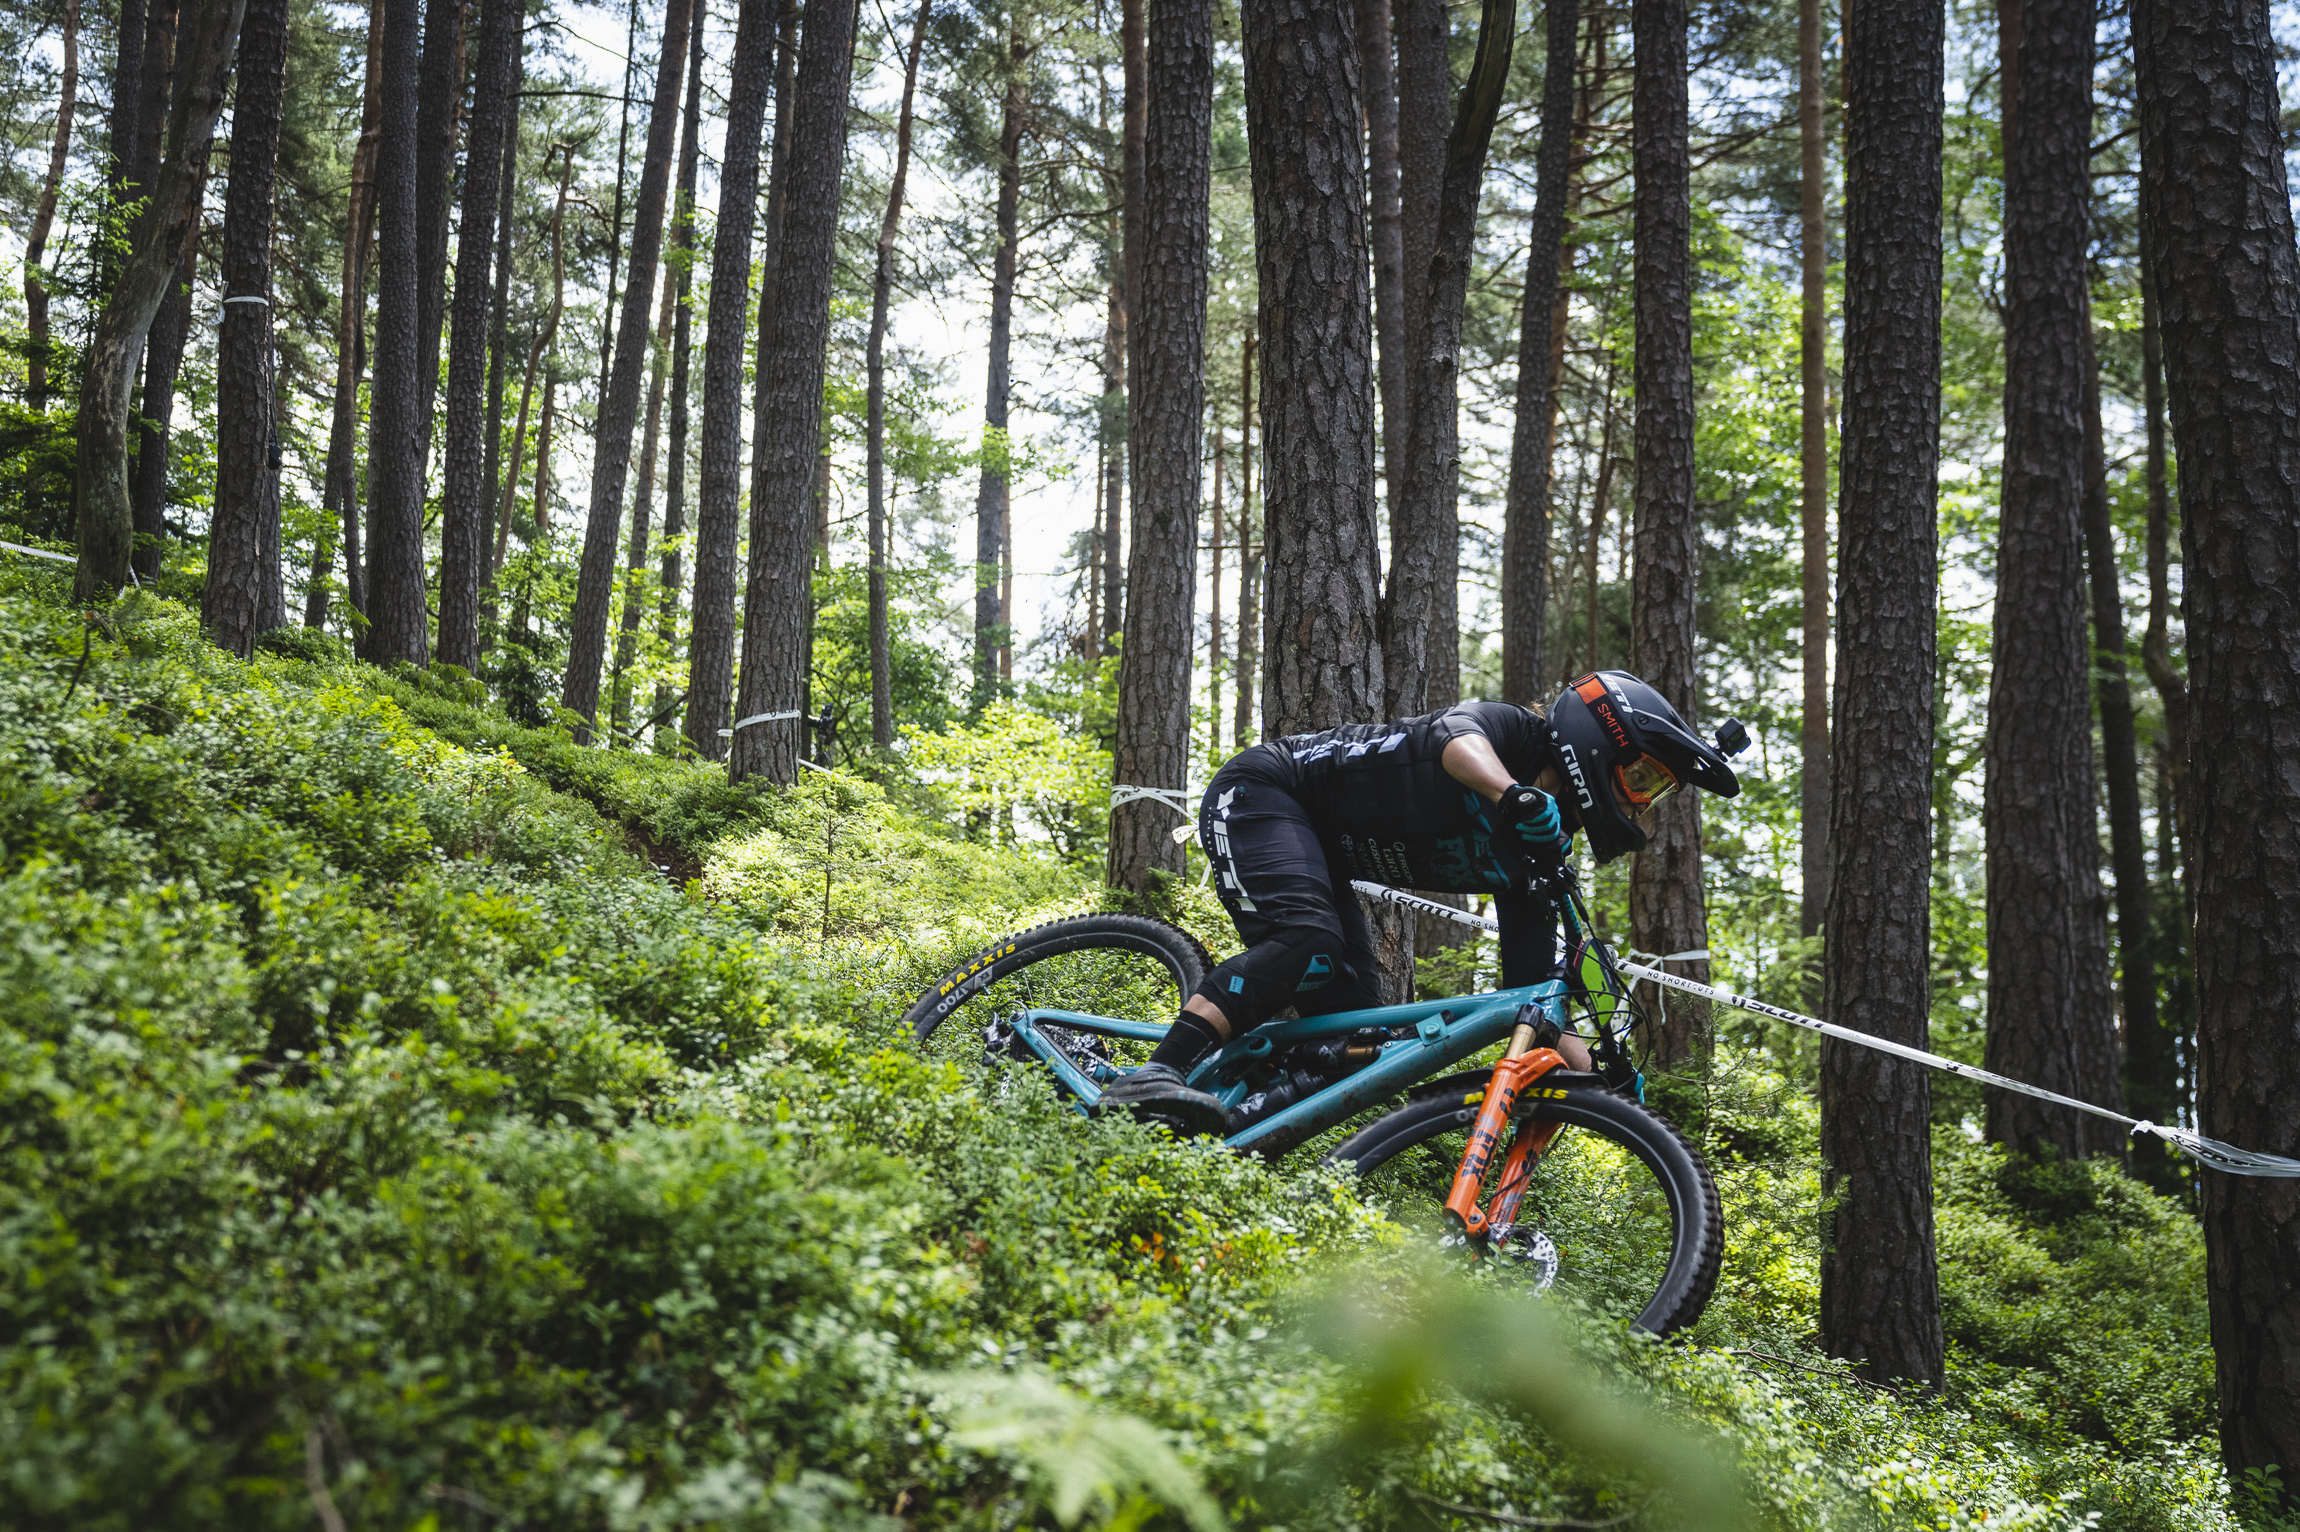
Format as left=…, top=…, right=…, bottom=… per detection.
left=1443, top=1047, right=1567, bottom=1239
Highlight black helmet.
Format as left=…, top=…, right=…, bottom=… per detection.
left=1546, top=670, right=1748, bottom=864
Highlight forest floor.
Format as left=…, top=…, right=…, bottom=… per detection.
left=0, top=571, right=2246, bottom=1532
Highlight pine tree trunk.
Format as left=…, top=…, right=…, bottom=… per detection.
left=1392, top=0, right=1445, bottom=475
left=365, top=0, right=432, bottom=664
left=73, top=0, right=242, bottom=600
left=1121, top=0, right=1145, bottom=382
left=612, top=278, right=680, bottom=738
left=1235, top=332, right=1259, bottom=745
left=1245, top=0, right=1382, bottom=736
left=1627, top=0, right=1709, bottom=1065
left=1984, top=0, right=2120, bottom=1159
left=1101, top=207, right=1126, bottom=658
left=206, top=0, right=289, bottom=656
left=866, top=0, right=931, bottom=750
left=129, top=0, right=193, bottom=583
left=2083, top=318, right=2160, bottom=1169
left=436, top=0, right=523, bottom=671
left=24, top=0, right=77, bottom=412
left=104, top=0, right=148, bottom=253
left=2136, top=0, right=2300, bottom=1484
left=130, top=169, right=203, bottom=582
left=1383, top=0, right=1511, bottom=718
left=728, top=0, right=858, bottom=785
left=683, top=0, right=776, bottom=760
left=1108, top=0, right=1210, bottom=892
left=973, top=29, right=1027, bottom=714
left=653, top=7, right=704, bottom=744
left=1356, top=0, right=1404, bottom=513
left=2131, top=226, right=2189, bottom=1185
left=493, top=145, right=573, bottom=579
left=412, top=0, right=464, bottom=433
left=1499, top=0, right=1577, bottom=706
left=565, top=0, right=694, bottom=734
left=478, top=62, right=521, bottom=645
left=309, top=0, right=384, bottom=631
left=1798, top=0, right=1829, bottom=935
left=1818, top=0, right=1945, bottom=1389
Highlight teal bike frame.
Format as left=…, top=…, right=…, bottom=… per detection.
left=1006, top=978, right=1576, bottom=1153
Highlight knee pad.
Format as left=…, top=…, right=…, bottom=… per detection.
left=1196, top=924, right=1360, bottom=1031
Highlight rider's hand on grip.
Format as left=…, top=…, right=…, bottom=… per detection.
left=1496, top=784, right=1565, bottom=856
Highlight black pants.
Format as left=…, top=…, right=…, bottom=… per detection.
left=1195, top=748, right=1557, bottom=1034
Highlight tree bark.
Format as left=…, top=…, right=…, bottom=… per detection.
left=1235, top=332, right=1258, bottom=745
left=1627, top=0, right=1709, bottom=1065
left=973, top=26, right=1028, bottom=714
left=1108, top=0, right=1210, bottom=893
left=564, top=0, right=693, bottom=733
left=1499, top=0, right=1578, bottom=706
left=1984, top=0, right=2120, bottom=1160
left=206, top=0, right=289, bottom=656
left=1101, top=200, right=1126, bottom=657
left=611, top=275, right=680, bottom=738
left=1392, top=0, right=1446, bottom=469
left=2083, top=317, right=2160, bottom=1170
left=436, top=0, right=523, bottom=671
left=684, top=0, right=777, bottom=759
left=478, top=52, right=522, bottom=645
left=1356, top=0, right=1403, bottom=514
left=364, top=0, right=431, bottom=664
left=1245, top=0, right=1383, bottom=738
left=104, top=0, right=149, bottom=250
left=25, top=0, right=77, bottom=411
left=2136, top=0, right=2300, bottom=1485
left=2131, top=223, right=2188, bottom=1183
left=728, top=0, right=858, bottom=785
left=654, top=4, right=705, bottom=744
left=309, top=0, right=384, bottom=630
left=1382, top=0, right=1512, bottom=719
left=412, top=0, right=465, bottom=433
left=129, top=168, right=202, bottom=583
left=1121, top=0, right=1145, bottom=393
left=72, top=0, right=242, bottom=599
left=1798, top=0, right=1829, bottom=935
left=865, top=0, right=932, bottom=749
left=1818, top=0, right=1945, bottom=1389
left=492, top=143, right=573, bottom=578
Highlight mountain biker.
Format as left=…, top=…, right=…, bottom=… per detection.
left=1099, top=670, right=1746, bottom=1135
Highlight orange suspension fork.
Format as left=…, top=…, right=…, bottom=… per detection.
left=1443, top=1017, right=1567, bottom=1240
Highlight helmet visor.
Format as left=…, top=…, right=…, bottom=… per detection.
left=1611, top=754, right=1680, bottom=813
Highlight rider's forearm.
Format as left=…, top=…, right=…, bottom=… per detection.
left=1441, top=735, right=1515, bottom=803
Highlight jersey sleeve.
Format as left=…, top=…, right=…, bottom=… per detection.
left=1428, top=700, right=1541, bottom=752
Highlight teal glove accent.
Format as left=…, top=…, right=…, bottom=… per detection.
left=1497, top=784, right=1565, bottom=854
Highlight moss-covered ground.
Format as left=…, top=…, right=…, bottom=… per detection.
left=0, top=584, right=2240, bottom=1531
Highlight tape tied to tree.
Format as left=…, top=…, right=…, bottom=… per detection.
left=1347, top=878, right=2300, bottom=1179
left=1110, top=784, right=1199, bottom=844
left=718, top=709, right=803, bottom=738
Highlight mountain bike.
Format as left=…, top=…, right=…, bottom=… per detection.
left=899, top=871, right=1723, bottom=1336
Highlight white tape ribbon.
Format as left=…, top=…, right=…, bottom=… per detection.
left=1346, top=878, right=2300, bottom=1178
left=717, top=709, right=803, bottom=738
left=1, top=540, right=76, bottom=565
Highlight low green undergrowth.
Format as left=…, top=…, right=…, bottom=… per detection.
left=0, top=588, right=2239, bottom=1532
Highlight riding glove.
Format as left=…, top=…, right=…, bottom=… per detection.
left=1496, top=783, right=1566, bottom=855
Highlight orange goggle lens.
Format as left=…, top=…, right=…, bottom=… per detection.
left=1612, top=755, right=1680, bottom=811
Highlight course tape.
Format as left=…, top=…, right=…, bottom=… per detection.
left=1349, top=878, right=2300, bottom=1179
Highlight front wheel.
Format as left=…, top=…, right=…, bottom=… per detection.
left=1326, top=1072, right=1723, bottom=1335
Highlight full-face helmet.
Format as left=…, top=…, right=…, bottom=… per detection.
left=1546, top=670, right=1748, bottom=863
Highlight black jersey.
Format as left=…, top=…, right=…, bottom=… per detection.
left=1234, top=700, right=1560, bottom=894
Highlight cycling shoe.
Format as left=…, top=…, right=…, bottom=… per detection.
left=1096, top=1062, right=1228, bottom=1138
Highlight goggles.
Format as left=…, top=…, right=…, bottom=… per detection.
left=1611, top=754, right=1681, bottom=813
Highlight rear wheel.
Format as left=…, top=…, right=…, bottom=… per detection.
left=900, top=914, right=1212, bottom=1068
left=1327, top=1072, right=1723, bottom=1335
